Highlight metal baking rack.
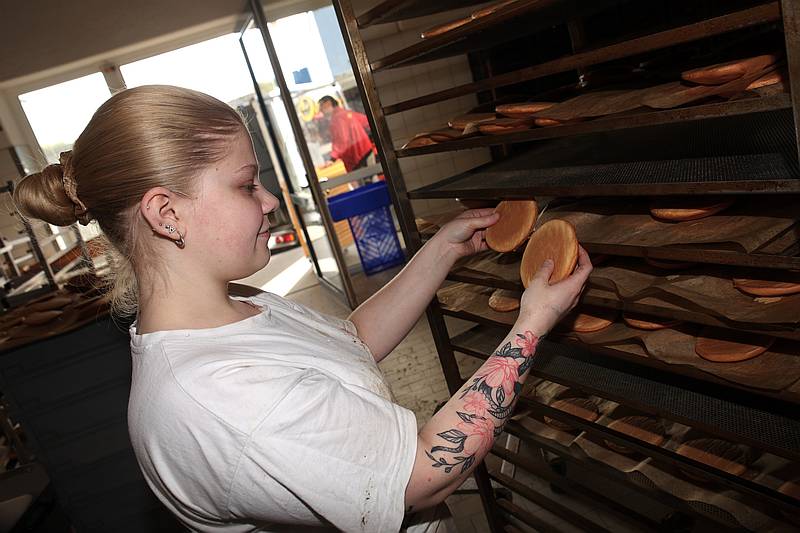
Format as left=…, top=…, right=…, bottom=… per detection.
left=335, top=0, right=800, bottom=530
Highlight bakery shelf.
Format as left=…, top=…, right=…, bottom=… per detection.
left=499, top=421, right=745, bottom=531
left=504, top=397, right=800, bottom=519
left=400, top=95, right=792, bottom=161
left=382, top=2, right=780, bottom=111
left=450, top=323, right=800, bottom=407
left=489, top=444, right=662, bottom=531
left=439, top=280, right=800, bottom=341
left=491, top=470, right=614, bottom=533
left=371, top=0, right=623, bottom=71
left=520, top=397, right=800, bottom=514
left=355, top=0, right=489, bottom=28
left=492, top=339, right=800, bottom=469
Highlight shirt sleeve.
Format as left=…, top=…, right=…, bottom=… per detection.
left=227, top=369, right=418, bottom=532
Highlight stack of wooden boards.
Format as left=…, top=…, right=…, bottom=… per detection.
left=402, top=54, right=787, bottom=149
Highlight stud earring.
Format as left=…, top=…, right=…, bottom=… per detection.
left=164, top=224, right=176, bottom=234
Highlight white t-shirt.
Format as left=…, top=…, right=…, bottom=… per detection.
left=128, top=291, right=419, bottom=532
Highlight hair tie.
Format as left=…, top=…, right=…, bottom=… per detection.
left=59, top=151, right=92, bottom=225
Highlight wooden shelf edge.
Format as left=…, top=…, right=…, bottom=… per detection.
left=397, top=94, right=791, bottom=157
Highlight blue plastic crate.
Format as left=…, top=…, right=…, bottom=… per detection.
left=328, top=182, right=405, bottom=275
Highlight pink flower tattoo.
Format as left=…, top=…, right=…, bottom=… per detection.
left=425, top=330, right=539, bottom=475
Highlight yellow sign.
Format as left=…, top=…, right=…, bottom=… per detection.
left=297, top=96, right=317, bottom=122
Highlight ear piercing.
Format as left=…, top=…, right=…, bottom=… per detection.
left=164, top=224, right=176, bottom=234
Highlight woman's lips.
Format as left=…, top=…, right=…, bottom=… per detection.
left=258, top=229, right=270, bottom=239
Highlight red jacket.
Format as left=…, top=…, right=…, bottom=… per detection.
left=328, top=107, right=375, bottom=172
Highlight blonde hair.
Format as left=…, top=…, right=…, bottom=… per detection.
left=14, top=85, right=246, bottom=316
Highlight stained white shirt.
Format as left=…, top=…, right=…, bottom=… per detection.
left=128, top=291, right=418, bottom=532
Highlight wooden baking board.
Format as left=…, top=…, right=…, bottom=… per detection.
left=562, top=323, right=800, bottom=393
left=590, top=261, right=800, bottom=326
left=539, top=199, right=799, bottom=254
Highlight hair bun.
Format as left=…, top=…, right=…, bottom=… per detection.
left=13, top=163, right=79, bottom=226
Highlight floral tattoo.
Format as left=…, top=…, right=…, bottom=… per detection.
left=425, top=331, right=539, bottom=474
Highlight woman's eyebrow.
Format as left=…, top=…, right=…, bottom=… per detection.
left=235, top=164, right=258, bottom=175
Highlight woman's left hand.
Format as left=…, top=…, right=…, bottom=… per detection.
left=434, top=208, right=500, bottom=258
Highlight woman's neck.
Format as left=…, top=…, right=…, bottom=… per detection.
left=135, top=270, right=260, bottom=334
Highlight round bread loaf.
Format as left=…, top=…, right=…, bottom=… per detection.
left=695, top=327, right=774, bottom=363
left=401, top=134, right=437, bottom=149
left=495, top=102, right=555, bottom=118
left=732, top=277, right=800, bottom=297
left=605, top=416, right=666, bottom=454
left=448, top=113, right=496, bottom=131
left=650, top=197, right=734, bottom=222
left=485, top=200, right=539, bottom=252
left=428, top=129, right=464, bottom=142
left=681, top=54, right=778, bottom=85
left=676, top=438, right=748, bottom=482
left=623, top=313, right=681, bottom=331
left=520, top=220, right=578, bottom=287
left=544, top=397, right=599, bottom=432
left=478, top=118, right=533, bottom=135
left=488, top=289, right=521, bottom=312
left=746, top=69, right=785, bottom=90
left=562, top=309, right=617, bottom=333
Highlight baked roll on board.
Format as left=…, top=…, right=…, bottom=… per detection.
left=694, top=327, right=775, bottom=363
left=544, top=397, right=600, bottom=432
left=485, top=200, right=539, bottom=252
left=520, top=219, right=579, bottom=286
left=681, top=54, right=779, bottom=85
left=604, top=416, right=666, bottom=455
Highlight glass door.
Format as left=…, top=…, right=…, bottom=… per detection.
left=242, top=6, right=361, bottom=307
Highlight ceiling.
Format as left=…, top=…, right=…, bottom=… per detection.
left=0, top=0, right=331, bottom=83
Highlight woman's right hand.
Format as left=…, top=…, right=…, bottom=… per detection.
left=517, top=246, right=593, bottom=335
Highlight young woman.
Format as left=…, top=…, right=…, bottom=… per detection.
left=14, top=85, right=591, bottom=532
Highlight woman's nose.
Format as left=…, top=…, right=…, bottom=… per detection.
left=261, top=191, right=280, bottom=214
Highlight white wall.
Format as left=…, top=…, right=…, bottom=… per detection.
left=353, top=1, right=493, bottom=217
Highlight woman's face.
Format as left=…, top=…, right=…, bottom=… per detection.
left=190, top=131, right=280, bottom=281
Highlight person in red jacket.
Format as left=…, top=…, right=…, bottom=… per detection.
left=319, top=95, right=376, bottom=173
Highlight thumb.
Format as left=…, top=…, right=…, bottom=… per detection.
left=466, top=211, right=500, bottom=230
left=531, top=259, right=555, bottom=286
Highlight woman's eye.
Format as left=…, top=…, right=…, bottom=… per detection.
left=243, top=184, right=258, bottom=193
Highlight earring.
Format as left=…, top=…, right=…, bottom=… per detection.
left=175, top=230, right=185, bottom=249
left=164, top=224, right=176, bottom=234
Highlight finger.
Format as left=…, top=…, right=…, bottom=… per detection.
left=574, top=246, right=593, bottom=271
left=462, top=207, right=498, bottom=219
left=531, top=259, right=555, bottom=286
left=464, top=211, right=500, bottom=230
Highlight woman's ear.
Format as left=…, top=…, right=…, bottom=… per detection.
left=140, top=187, right=183, bottom=241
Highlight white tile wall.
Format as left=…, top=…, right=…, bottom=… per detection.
left=356, top=1, right=493, bottom=217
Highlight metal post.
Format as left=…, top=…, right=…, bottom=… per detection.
left=248, top=0, right=359, bottom=309
left=781, top=0, right=800, bottom=161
